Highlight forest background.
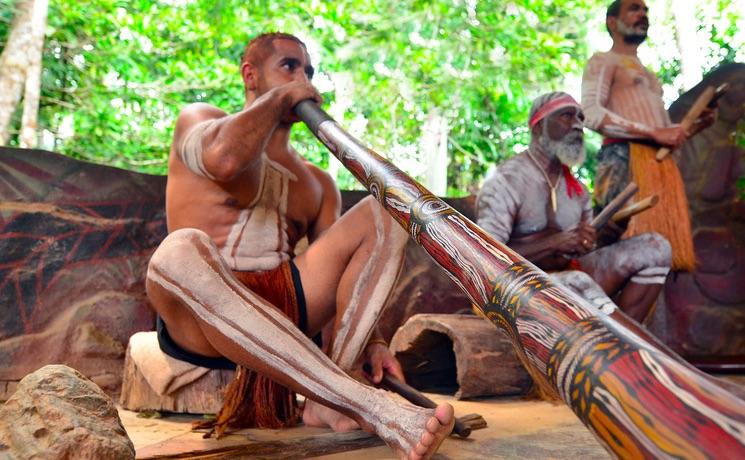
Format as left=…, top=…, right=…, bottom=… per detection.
left=1, top=0, right=743, bottom=196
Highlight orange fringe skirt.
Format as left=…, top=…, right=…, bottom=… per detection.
left=626, top=143, right=696, bottom=271
left=193, top=262, right=303, bottom=438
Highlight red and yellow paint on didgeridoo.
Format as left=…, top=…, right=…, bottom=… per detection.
left=295, top=101, right=745, bottom=459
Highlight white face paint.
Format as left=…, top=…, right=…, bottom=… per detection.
left=538, top=123, right=586, bottom=167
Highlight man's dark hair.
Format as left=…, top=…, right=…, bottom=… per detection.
left=606, top=0, right=622, bottom=35
left=241, top=32, right=306, bottom=68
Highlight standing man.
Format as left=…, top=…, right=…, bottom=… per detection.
left=477, top=92, right=671, bottom=322
left=147, top=32, right=453, bottom=459
left=581, top=0, right=715, bottom=271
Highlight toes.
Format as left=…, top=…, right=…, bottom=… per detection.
left=413, top=441, right=428, bottom=457
left=434, top=403, right=454, bottom=425
left=426, top=415, right=441, bottom=433
left=420, top=430, right=435, bottom=447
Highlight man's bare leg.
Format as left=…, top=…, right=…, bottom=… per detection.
left=579, top=232, right=671, bottom=322
left=611, top=279, right=664, bottom=322
left=295, top=196, right=409, bottom=429
left=147, top=228, right=453, bottom=459
left=327, top=197, right=408, bottom=369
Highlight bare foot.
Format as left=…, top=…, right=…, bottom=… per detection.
left=406, top=403, right=454, bottom=460
left=302, top=398, right=360, bottom=432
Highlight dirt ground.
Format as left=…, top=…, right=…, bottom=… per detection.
left=120, top=374, right=745, bottom=459
left=121, top=393, right=611, bottom=459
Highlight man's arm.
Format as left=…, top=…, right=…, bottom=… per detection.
left=173, top=82, right=320, bottom=182
left=476, top=172, right=518, bottom=244
left=509, top=226, right=596, bottom=271
left=581, top=54, right=687, bottom=148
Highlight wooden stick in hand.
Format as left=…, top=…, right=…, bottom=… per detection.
left=656, top=84, right=723, bottom=161
left=591, top=182, right=638, bottom=230
left=612, top=195, right=659, bottom=223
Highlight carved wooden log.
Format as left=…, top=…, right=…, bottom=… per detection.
left=295, top=101, right=745, bottom=459
left=390, top=314, right=532, bottom=399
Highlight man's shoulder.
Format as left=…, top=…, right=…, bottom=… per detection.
left=178, top=103, right=226, bottom=123
left=482, top=153, right=532, bottom=187
left=295, top=158, right=341, bottom=202
left=170, top=103, right=228, bottom=155
left=303, top=160, right=335, bottom=187
left=585, top=51, right=619, bottom=68
left=496, top=152, right=532, bottom=174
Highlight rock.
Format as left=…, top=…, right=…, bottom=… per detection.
left=390, top=314, right=532, bottom=399
left=0, top=365, right=134, bottom=459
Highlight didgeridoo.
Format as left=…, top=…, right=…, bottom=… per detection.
left=294, top=100, right=745, bottom=459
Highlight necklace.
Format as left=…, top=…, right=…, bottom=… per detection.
left=527, top=150, right=560, bottom=212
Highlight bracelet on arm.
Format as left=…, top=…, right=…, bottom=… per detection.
left=366, top=338, right=388, bottom=349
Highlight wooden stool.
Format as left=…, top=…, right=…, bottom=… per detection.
left=119, top=331, right=234, bottom=414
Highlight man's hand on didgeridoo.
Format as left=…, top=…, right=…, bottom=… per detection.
left=364, top=342, right=405, bottom=384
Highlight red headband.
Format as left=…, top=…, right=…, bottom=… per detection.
left=529, top=95, right=581, bottom=128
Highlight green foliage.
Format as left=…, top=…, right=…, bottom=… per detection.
left=0, top=0, right=604, bottom=189
left=0, top=0, right=742, bottom=195
left=699, top=0, right=745, bottom=74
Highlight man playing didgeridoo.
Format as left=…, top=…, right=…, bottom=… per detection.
left=147, top=32, right=453, bottom=459
left=581, top=0, right=716, bottom=271
left=477, top=92, right=672, bottom=323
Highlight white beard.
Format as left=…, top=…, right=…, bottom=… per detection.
left=538, top=128, right=586, bottom=167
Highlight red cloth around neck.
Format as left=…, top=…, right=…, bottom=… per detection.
left=562, top=165, right=584, bottom=198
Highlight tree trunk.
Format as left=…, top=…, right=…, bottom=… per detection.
left=420, top=110, right=449, bottom=196
left=671, top=0, right=703, bottom=90
left=0, top=0, right=49, bottom=147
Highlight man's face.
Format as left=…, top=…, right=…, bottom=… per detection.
left=251, top=38, right=314, bottom=96
left=538, top=106, right=586, bottom=167
left=614, top=0, right=649, bottom=44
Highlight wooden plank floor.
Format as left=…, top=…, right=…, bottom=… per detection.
left=121, top=394, right=611, bottom=459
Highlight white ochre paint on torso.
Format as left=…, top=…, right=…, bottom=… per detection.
left=476, top=152, right=592, bottom=243
left=582, top=51, right=671, bottom=137
left=220, top=154, right=298, bottom=271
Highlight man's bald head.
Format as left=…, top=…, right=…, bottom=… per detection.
left=241, top=32, right=308, bottom=69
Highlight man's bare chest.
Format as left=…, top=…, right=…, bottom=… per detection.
left=221, top=160, right=322, bottom=238
left=612, top=58, right=661, bottom=94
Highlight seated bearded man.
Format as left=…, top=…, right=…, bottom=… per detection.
left=476, top=92, right=672, bottom=323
